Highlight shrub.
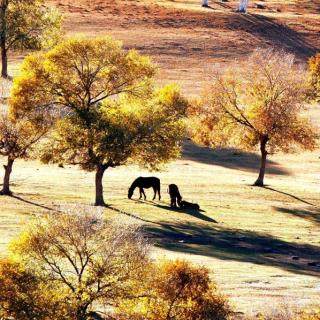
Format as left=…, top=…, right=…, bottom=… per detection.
left=0, top=259, right=66, bottom=320
left=117, top=259, right=231, bottom=320
left=308, top=52, right=320, bottom=101
left=300, top=308, right=320, bottom=320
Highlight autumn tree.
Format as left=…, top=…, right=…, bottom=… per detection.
left=10, top=37, right=188, bottom=206
left=0, top=0, right=63, bottom=78
left=189, top=49, right=317, bottom=186
left=117, top=259, right=231, bottom=320
left=0, top=113, right=48, bottom=195
left=11, top=208, right=150, bottom=320
left=308, top=52, right=320, bottom=102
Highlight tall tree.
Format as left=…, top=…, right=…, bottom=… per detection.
left=189, top=49, right=317, bottom=186
left=10, top=37, right=188, bottom=206
left=0, top=0, right=62, bottom=78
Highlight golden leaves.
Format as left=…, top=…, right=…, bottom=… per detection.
left=190, top=48, right=318, bottom=154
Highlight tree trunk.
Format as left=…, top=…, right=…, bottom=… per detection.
left=76, top=306, right=88, bottom=320
left=95, top=164, right=107, bottom=206
left=1, top=157, right=14, bottom=195
left=254, top=136, right=268, bottom=187
left=1, top=44, right=7, bottom=78
left=0, top=0, right=8, bottom=79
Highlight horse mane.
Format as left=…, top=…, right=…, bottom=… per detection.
left=128, top=177, right=140, bottom=192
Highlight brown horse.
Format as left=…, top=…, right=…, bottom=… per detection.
left=167, top=184, right=182, bottom=208
left=128, top=177, right=161, bottom=200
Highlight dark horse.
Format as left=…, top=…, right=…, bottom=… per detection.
left=128, top=177, right=161, bottom=200
left=168, top=184, right=182, bottom=208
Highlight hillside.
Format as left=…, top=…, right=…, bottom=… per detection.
left=47, top=0, right=320, bottom=95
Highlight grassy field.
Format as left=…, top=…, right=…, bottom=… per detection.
left=1, top=0, right=320, bottom=316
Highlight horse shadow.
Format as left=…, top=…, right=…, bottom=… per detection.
left=155, top=204, right=218, bottom=223
left=131, top=199, right=217, bottom=223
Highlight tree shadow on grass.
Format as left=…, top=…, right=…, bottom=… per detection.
left=263, top=187, right=316, bottom=206
left=144, top=221, right=320, bottom=276
left=108, top=205, right=157, bottom=225
left=274, top=206, right=320, bottom=226
left=11, top=194, right=57, bottom=212
left=182, top=140, right=290, bottom=176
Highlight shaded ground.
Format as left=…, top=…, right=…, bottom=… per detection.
left=182, top=140, right=290, bottom=175
left=145, top=219, right=320, bottom=277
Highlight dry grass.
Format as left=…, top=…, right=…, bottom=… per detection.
left=1, top=0, right=320, bottom=315
left=9, top=0, right=319, bottom=95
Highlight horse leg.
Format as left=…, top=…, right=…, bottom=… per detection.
left=170, top=197, right=174, bottom=208
left=173, top=197, right=177, bottom=208
left=158, top=185, right=161, bottom=201
left=139, top=188, right=143, bottom=199
left=142, top=188, right=146, bottom=200
left=152, top=187, right=156, bottom=200
left=177, top=195, right=182, bottom=207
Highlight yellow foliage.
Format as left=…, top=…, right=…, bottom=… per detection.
left=117, top=259, right=231, bottom=320
left=10, top=37, right=188, bottom=205
left=189, top=48, right=318, bottom=185
left=308, top=52, right=320, bottom=101
left=300, top=308, right=320, bottom=320
left=189, top=48, right=317, bottom=154
left=0, top=258, right=67, bottom=320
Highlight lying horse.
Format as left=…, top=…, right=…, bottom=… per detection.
left=168, top=184, right=182, bottom=208
left=179, top=200, right=200, bottom=211
left=128, top=177, right=161, bottom=201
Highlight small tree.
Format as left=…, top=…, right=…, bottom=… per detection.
left=0, top=114, right=47, bottom=195
left=11, top=208, right=150, bottom=320
left=117, top=259, right=231, bottom=320
left=308, top=52, right=320, bottom=102
left=0, top=0, right=63, bottom=78
left=10, top=37, right=188, bottom=206
left=189, top=49, right=317, bottom=186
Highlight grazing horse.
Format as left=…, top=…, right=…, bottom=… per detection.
left=168, top=184, right=182, bottom=208
left=128, top=177, right=161, bottom=200
left=179, top=200, right=200, bottom=210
